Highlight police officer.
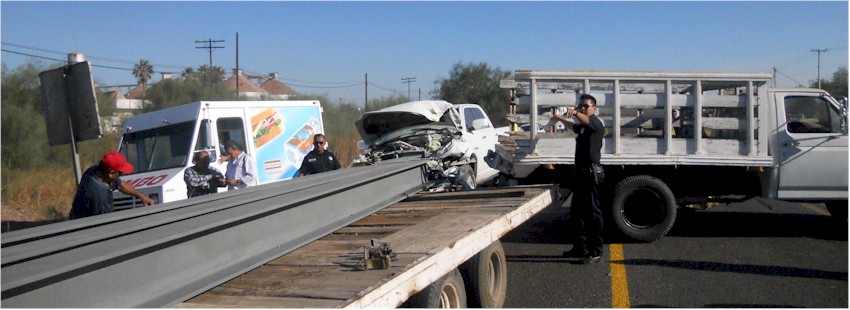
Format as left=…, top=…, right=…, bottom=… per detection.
left=298, top=133, right=341, bottom=176
left=553, top=94, right=605, bottom=264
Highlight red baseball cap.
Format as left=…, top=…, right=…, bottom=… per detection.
left=101, top=152, right=134, bottom=174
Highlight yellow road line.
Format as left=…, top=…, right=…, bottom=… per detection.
left=609, top=243, right=630, bottom=308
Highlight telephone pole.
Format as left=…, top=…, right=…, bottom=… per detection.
left=811, top=48, right=828, bottom=89
left=401, top=77, right=416, bottom=101
left=195, top=39, right=225, bottom=68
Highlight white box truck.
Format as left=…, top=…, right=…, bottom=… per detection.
left=113, top=100, right=325, bottom=209
left=495, top=70, right=848, bottom=241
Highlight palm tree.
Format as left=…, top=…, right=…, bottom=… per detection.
left=132, top=59, right=154, bottom=100
left=181, top=67, right=196, bottom=81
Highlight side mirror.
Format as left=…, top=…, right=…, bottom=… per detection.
left=471, top=118, right=491, bottom=131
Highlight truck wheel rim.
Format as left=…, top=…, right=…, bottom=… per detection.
left=439, top=282, right=462, bottom=308
left=622, top=188, right=666, bottom=228
left=488, top=252, right=503, bottom=296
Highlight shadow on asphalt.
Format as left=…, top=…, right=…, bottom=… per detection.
left=611, top=258, right=848, bottom=281
left=669, top=210, right=848, bottom=241
left=501, top=199, right=848, bottom=246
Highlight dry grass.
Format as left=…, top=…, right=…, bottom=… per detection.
left=331, top=130, right=363, bottom=168
left=2, top=167, right=76, bottom=222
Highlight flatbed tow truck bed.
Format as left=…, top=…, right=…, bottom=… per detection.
left=178, top=185, right=555, bottom=308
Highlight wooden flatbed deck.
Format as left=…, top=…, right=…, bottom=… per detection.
left=177, top=185, right=555, bottom=308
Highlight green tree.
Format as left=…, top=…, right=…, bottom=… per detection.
left=181, top=67, right=196, bottom=81
left=197, top=65, right=225, bottom=86
left=433, top=62, right=512, bottom=126
left=811, top=66, right=848, bottom=98
left=132, top=59, right=154, bottom=100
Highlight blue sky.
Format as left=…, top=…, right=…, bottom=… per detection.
left=2, top=1, right=847, bottom=105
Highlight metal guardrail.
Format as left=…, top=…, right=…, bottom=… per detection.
left=1, top=158, right=431, bottom=307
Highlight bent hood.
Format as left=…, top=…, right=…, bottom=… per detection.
left=356, top=100, right=460, bottom=145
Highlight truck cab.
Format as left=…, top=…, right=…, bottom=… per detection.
left=114, top=101, right=324, bottom=209
left=768, top=89, right=848, bottom=202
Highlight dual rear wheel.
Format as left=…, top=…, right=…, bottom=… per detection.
left=409, top=241, right=507, bottom=308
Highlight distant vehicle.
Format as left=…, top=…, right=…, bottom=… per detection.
left=113, top=100, right=325, bottom=209
left=353, top=100, right=500, bottom=189
left=497, top=70, right=848, bottom=241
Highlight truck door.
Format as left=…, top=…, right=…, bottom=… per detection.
left=775, top=92, right=848, bottom=200
left=200, top=108, right=249, bottom=191
left=462, top=106, right=499, bottom=182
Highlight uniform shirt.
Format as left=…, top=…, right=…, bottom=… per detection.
left=298, top=150, right=341, bottom=176
left=70, top=165, right=121, bottom=219
left=184, top=166, right=225, bottom=197
left=225, top=152, right=258, bottom=190
left=574, top=115, right=605, bottom=167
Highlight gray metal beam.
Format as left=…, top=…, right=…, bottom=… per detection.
left=2, top=158, right=430, bottom=307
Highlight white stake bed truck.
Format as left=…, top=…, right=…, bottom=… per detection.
left=494, top=70, right=848, bottom=241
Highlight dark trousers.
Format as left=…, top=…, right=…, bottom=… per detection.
left=570, top=172, right=604, bottom=255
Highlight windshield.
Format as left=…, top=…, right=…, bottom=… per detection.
left=120, top=121, right=194, bottom=173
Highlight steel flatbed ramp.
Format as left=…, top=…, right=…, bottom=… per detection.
left=178, top=185, right=555, bottom=308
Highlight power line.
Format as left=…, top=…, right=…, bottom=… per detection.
left=195, top=39, right=224, bottom=69
left=1, top=42, right=187, bottom=69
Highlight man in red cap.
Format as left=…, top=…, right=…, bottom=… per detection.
left=69, top=152, right=154, bottom=219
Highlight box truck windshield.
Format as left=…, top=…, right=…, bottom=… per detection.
left=120, top=121, right=194, bottom=173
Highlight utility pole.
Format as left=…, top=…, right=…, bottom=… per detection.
left=235, top=33, right=239, bottom=98
left=401, top=77, right=416, bottom=101
left=364, top=73, right=368, bottom=112
left=811, top=48, right=828, bottom=89
left=772, top=67, right=777, bottom=87
left=195, top=39, right=225, bottom=68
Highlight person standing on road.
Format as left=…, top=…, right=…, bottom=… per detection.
left=553, top=94, right=606, bottom=264
left=70, top=152, right=155, bottom=220
left=184, top=151, right=226, bottom=198
left=224, top=140, right=258, bottom=190
left=298, top=134, right=341, bottom=177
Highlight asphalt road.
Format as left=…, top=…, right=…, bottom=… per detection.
left=500, top=198, right=848, bottom=308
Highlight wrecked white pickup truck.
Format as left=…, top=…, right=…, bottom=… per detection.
left=354, top=100, right=502, bottom=190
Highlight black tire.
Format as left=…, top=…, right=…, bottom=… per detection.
left=611, top=175, right=677, bottom=242
left=457, top=165, right=476, bottom=190
left=409, top=268, right=468, bottom=308
left=825, top=200, right=848, bottom=219
left=460, top=241, right=507, bottom=308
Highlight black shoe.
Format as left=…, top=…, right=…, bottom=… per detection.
left=562, top=247, right=588, bottom=258
left=580, top=254, right=602, bottom=264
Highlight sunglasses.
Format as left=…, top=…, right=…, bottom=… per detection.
left=314, top=141, right=326, bottom=145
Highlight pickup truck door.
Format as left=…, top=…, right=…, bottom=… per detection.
left=775, top=92, right=848, bottom=200
left=461, top=106, right=499, bottom=182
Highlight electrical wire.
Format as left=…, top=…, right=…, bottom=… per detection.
left=2, top=42, right=186, bottom=69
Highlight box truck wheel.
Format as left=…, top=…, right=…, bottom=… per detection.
left=460, top=240, right=507, bottom=308
left=611, top=175, right=677, bottom=242
left=409, top=268, right=467, bottom=308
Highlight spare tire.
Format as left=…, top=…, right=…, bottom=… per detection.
left=611, top=175, right=677, bottom=242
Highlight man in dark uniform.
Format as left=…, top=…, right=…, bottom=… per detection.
left=553, top=94, right=605, bottom=264
left=70, top=152, right=155, bottom=220
left=298, top=133, right=341, bottom=176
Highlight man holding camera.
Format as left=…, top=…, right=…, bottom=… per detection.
left=553, top=94, right=606, bottom=264
left=298, top=133, right=341, bottom=177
